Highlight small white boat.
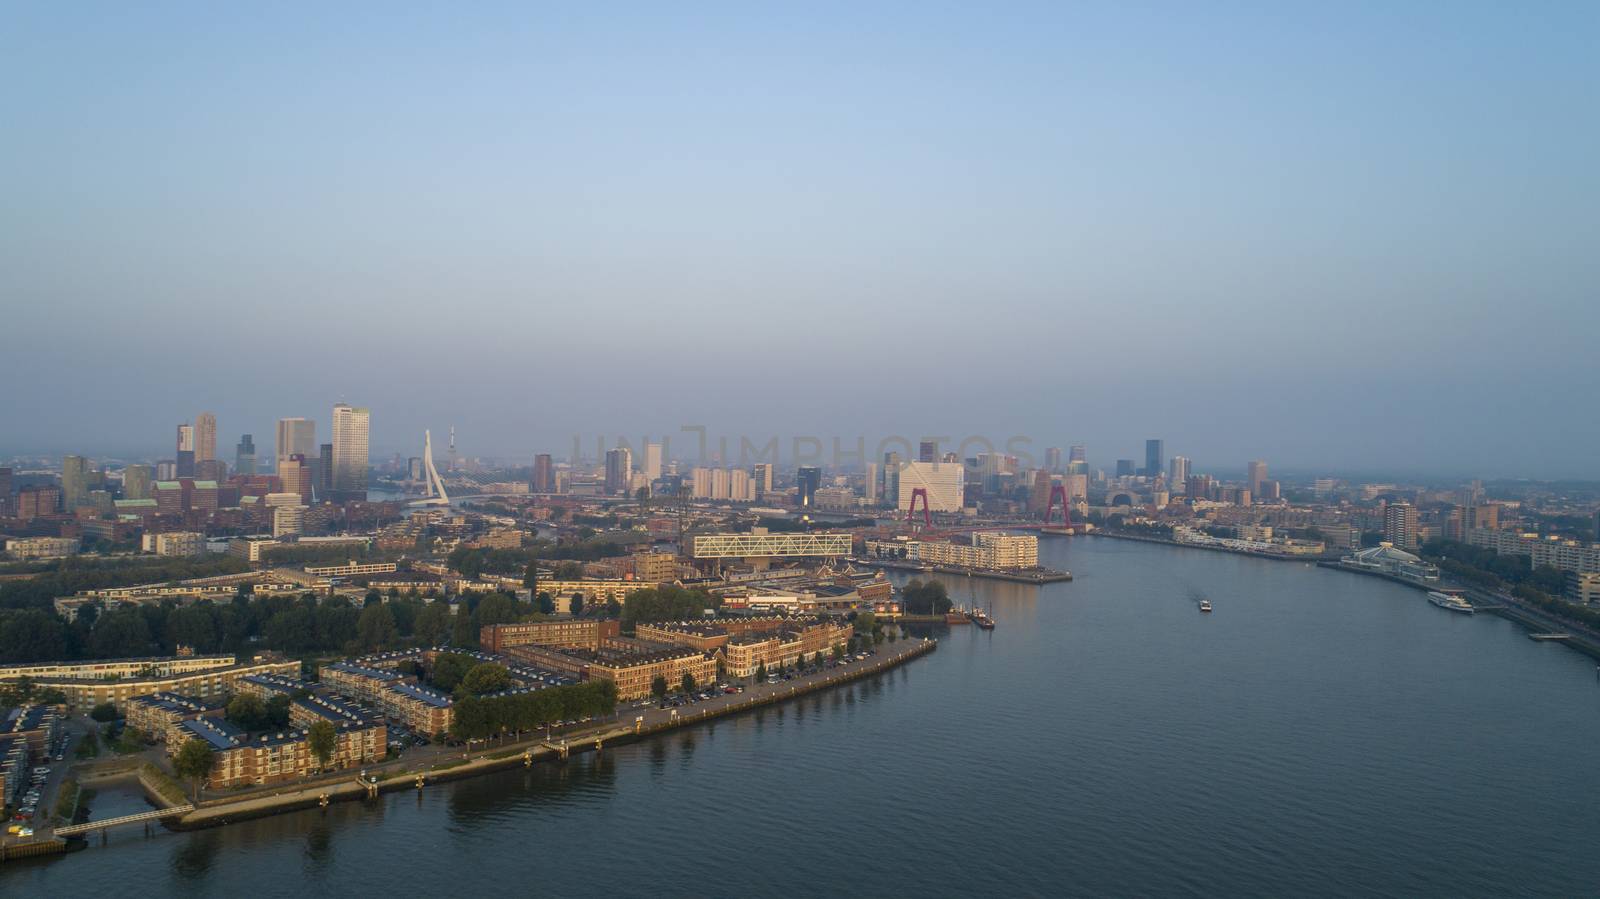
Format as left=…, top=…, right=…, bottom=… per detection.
left=1198, top=600, right=1212, bottom=613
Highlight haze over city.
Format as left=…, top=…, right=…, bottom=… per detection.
left=3, top=3, right=1597, bottom=476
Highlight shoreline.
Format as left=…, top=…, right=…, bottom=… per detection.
left=168, top=638, right=938, bottom=832
left=853, top=558, right=1072, bottom=583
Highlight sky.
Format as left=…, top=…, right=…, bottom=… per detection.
left=2, top=2, right=1596, bottom=478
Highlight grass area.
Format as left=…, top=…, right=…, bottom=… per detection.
left=139, top=762, right=188, bottom=806
left=428, top=758, right=469, bottom=772
left=111, top=726, right=147, bottom=755
left=53, top=779, right=82, bottom=823
left=75, top=729, right=101, bottom=759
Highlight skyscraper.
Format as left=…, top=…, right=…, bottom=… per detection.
left=532, top=454, right=554, bottom=493
left=176, top=424, right=195, bottom=477
left=0, top=467, right=12, bottom=511
left=195, top=412, right=217, bottom=462
left=276, top=418, right=316, bottom=469
left=919, top=441, right=937, bottom=463
left=318, top=442, right=335, bottom=500
left=236, top=434, right=257, bottom=476
left=1045, top=447, right=1063, bottom=473
left=644, top=443, right=663, bottom=482
left=1144, top=439, right=1164, bottom=478
left=1116, top=459, right=1135, bottom=478
left=604, top=447, right=632, bottom=495
left=123, top=464, right=153, bottom=501
left=331, top=404, right=370, bottom=499
left=882, top=452, right=901, bottom=506
left=61, top=455, right=90, bottom=511
left=752, top=463, right=773, bottom=496
left=796, top=466, right=821, bottom=508
left=279, top=453, right=312, bottom=505
left=1247, top=460, right=1268, bottom=499
left=1169, top=456, right=1190, bottom=488
left=1069, top=445, right=1086, bottom=465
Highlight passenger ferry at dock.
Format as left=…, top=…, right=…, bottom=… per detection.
left=1427, top=590, right=1474, bottom=614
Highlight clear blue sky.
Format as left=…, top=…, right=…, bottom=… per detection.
left=2, top=3, right=1595, bottom=477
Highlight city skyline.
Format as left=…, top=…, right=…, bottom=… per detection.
left=3, top=5, right=1597, bottom=477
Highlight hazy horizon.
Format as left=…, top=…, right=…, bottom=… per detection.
left=4, top=4, right=1596, bottom=478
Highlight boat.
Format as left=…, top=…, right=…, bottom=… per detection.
left=1427, top=590, right=1474, bottom=614
left=945, top=605, right=971, bottom=625
left=1198, top=600, right=1212, bottom=613
left=969, top=607, right=996, bottom=629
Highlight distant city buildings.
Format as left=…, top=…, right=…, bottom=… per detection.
left=795, top=466, right=821, bottom=508
left=275, top=417, right=315, bottom=470
left=1384, top=502, right=1419, bottom=550
left=896, top=461, right=963, bottom=513
left=235, top=434, right=256, bottom=476
left=1144, top=439, right=1164, bottom=478
left=604, top=447, right=632, bottom=496
left=532, top=453, right=555, bottom=493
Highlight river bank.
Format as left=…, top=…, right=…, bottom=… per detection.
left=853, top=558, right=1072, bottom=583
left=171, top=638, right=938, bottom=831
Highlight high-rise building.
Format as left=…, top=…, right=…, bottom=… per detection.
left=730, top=468, right=753, bottom=502
left=0, top=466, right=12, bottom=511
left=331, top=404, right=370, bottom=499
left=317, top=443, right=335, bottom=499
left=1186, top=475, right=1213, bottom=502
left=1115, top=459, right=1135, bottom=478
left=896, top=461, right=964, bottom=513
left=61, top=455, right=90, bottom=511
left=882, top=452, right=901, bottom=506
left=1247, top=460, right=1268, bottom=499
left=919, top=441, right=937, bottom=463
left=195, top=412, right=217, bottom=462
left=532, top=454, right=555, bottom=493
left=1169, top=456, right=1190, bottom=488
left=604, top=448, right=632, bottom=496
left=176, top=424, right=196, bottom=477
left=195, top=459, right=227, bottom=483
left=235, top=434, right=257, bottom=475
left=752, top=463, right=773, bottom=497
left=279, top=453, right=312, bottom=505
left=644, top=443, right=662, bottom=482
left=1069, top=445, right=1086, bottom=465
left=275, top=418, right=316, bottom=469
left=864, top=462, right=880, bottom=502
left=1144, top=439, right=1164, bottom=478
left=796, top=466, right=821, bottom=508
left=1045, top=447, right=1063, bottom=473
left=123, top=464, right=154, bottom=501
left=1384, top=502, right=1419, bottom=550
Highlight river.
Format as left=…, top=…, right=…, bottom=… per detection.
left=6, top=536, right=1599, bottom=896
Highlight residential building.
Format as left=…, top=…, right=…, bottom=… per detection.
left=195, top=412, right=217, bottom=462
left=896, top=461, right=964, bottom=513
left=1384, top=502, right=1419, bottom=550
left=62, top=454, right=90, bottom=511
left=0, top=653, right=299, bottom=710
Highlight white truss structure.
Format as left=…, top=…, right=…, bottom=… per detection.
left=692, top=532, right=852, bottom=559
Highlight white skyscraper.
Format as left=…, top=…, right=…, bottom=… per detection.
left=331, top=404, right=370, bottom=497
left=276, top=418, right=316, bottom=468
left=897, top=461, right=964, bottom=513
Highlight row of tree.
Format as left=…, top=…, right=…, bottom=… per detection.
left=449, top=680, right=618, bottom=741
left=0, top=585, right=544, bottom=664
left=619, top=585, right=719, bottom=629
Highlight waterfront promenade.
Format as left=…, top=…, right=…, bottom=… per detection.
left=172, top=637, right=937, bottom=830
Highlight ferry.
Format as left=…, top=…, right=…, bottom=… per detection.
left=1427, top=590, right=1474, bottom=614
left=1198, top=600, right=1212, bottom=613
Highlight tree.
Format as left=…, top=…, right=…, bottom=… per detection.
left=537, top=592, right=555, bottom=615
left=853, top=611, right=877, bottom=635
left=755, top=663, right=767, bottom=681
left=414, top=601, right=451, bottom=646
left=450, top=605, right=478, bottom=648
left=173, top=738, right=216, bottom=801
left=89, top=702, right=119, bottom=723
left=522, top=561, right=538, bottom=592
left=89, top=607, right=153, bottom=658
left=307, top=720, right=337, bottom=772
left=430, top=653, right=476, bottom=693
left=460, top=662, right=511, bottom=697
left=477, top=592, right=522, bottom=627
left=569, top=593, right=584, bottom=616
left=900, top=579, right=952, bottom=616
left=651, top=675, right=669, bottom=700
left=227, top=693, right=269, bottom=731
left=357, top=602, right=400, bottom=651
left=265, top=693, right=292, bottom=729
left=681, top=672, right=696, bottom=694
left=831, top=645, right=843, bottom=661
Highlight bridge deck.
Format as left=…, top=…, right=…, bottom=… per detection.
left=55, top=804, right=193, bottom=836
